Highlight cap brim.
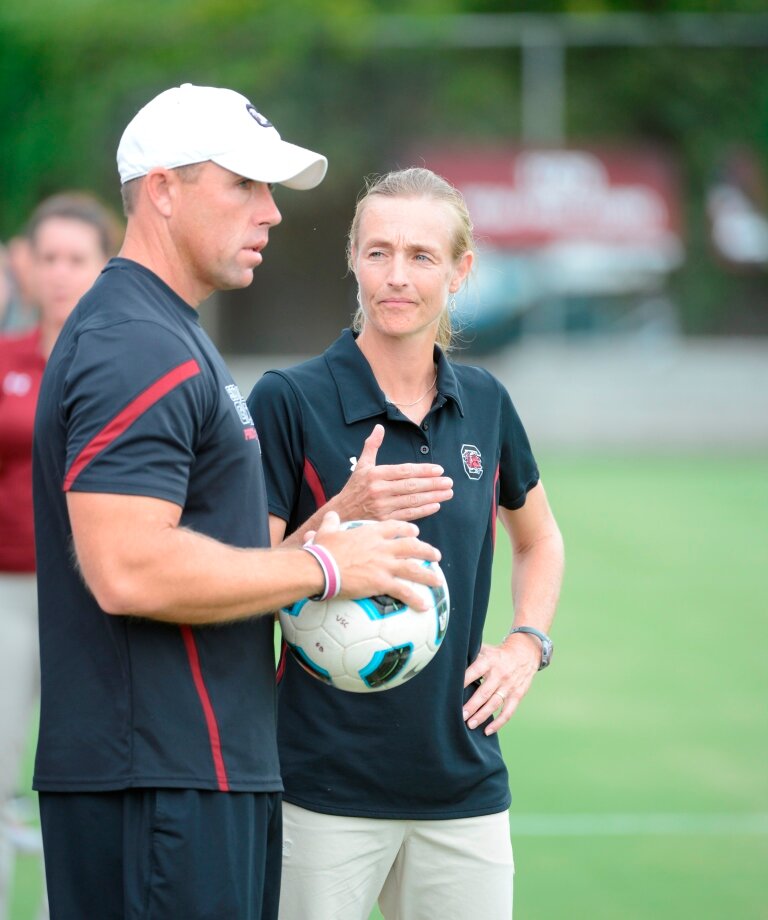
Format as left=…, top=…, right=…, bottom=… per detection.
left=214, top=139, right=328, bottom=190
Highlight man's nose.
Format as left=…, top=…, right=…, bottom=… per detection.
left=255, top=184, right=282, bottom=227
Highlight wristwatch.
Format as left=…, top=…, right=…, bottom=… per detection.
left=507, top=626, right=553, bottom=671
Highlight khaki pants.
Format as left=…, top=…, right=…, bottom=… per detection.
left=279, top=802, right=514, bottom=920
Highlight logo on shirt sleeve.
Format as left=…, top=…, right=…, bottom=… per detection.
left=225, top=383, right=258, bottom=442
left=461, top=444, right=483, bottom=480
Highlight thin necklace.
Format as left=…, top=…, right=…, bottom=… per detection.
left=387, top=372, right=438, bottom=408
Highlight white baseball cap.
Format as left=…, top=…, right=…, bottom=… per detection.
left=116, top=83, right=328, bottom=190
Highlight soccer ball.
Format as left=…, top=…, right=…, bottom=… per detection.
left=279, top=522, right=450, bottom=693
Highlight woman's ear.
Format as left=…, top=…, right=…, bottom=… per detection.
left=450, top=249, right=474, bottom=293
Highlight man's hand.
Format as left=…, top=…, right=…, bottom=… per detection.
left=337, top=424, right=453, bottom=522
left=310, top=511, right=443, bottom=611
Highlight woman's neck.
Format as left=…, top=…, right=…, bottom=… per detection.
left=355, top=329, right=438, bottom=423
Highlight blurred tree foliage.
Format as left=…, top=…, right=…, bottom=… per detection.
left=1, top=0, right=766, bottom=344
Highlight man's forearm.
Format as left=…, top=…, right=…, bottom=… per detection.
left=67, top=491, right=325, bottom=624
left=88, top=527, right=325, bottom=624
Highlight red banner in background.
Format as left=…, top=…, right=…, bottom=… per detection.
left=420, top=147, right=683, bottom=251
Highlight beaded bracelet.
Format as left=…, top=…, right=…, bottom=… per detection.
left=302, top=542, right=342, bottom=601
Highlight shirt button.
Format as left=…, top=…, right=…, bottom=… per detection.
left=421, top=422, right=429, bottom=431
left=420, top=445, right=429, bottom=454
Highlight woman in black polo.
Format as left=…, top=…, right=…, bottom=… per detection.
left=248, top=167, right=564, bottom=920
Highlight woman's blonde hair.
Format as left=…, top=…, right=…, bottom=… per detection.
left=347, top=167, right=475, bottom=352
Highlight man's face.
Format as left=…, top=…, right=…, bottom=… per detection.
left=169, top=162, right=282, bottom=302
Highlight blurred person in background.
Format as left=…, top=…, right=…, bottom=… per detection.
left=0, top=191, right=119, bottom=920
left=248, top=167, right=565, bottom=920
left=0, top=235, right=36, bottom=333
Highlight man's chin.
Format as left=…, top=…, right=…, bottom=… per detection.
left=218, top=268, right=257, bottom=291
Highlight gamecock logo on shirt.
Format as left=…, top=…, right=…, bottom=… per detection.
left=461, top=444, right=483, bottom=480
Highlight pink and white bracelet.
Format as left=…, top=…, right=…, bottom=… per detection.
left=302, top=542, right=342, bottom=601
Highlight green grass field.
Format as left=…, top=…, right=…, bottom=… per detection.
left=488, top=453, right=767, bottom=920
left=9, top=454, right=767, bottom=919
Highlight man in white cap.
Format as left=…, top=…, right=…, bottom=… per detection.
left=31, top=84, right=442, bottom=920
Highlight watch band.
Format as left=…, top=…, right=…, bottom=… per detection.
left=507, top=626, right=553, bottom=670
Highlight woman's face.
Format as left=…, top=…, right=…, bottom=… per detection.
left=30, top=216, right=107, bottom=328
left=352, top=195, right=472, bottom=345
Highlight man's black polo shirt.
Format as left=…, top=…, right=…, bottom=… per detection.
left=33, top=259, right=280, bottom=794
left=248, top=329, right=539, bottom=819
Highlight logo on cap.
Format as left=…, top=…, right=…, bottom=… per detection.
left=461, top=444, right=484, bottom=480
left=246, top=104, right=273, bottom=128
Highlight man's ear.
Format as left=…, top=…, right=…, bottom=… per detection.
left=143, top=168, right=176, bottom=218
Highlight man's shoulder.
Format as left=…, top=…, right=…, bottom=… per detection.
left=70, top=261, right=198, bottom=351
left=47, top=279, right=208, bottom=403
left=81, top=258, right=176, bottom=314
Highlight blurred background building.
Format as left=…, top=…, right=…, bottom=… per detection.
left=2, top=3, right=767, bottom=448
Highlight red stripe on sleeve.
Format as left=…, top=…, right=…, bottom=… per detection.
left=302, top=457, right=327, bottom=509
left=180, top=625, right=230, bottom=791
left=63, top=359, right=201, bottom=491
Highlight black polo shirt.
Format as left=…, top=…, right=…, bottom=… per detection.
left=32, top=258, right=280, bottom=794
left=248, top=329, right=539, bottom=819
